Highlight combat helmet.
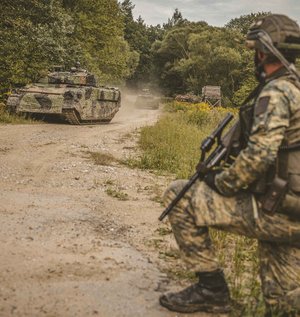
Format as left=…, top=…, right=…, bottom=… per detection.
left=246, top=14, right=300, bottom=56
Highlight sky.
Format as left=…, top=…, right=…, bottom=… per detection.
left=132, top=0, right=300, bottom=27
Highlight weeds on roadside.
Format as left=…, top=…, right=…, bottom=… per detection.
left=105, top=187, right=129, bottom=201
left=163, top=267, right=196, bottom=281
left=86, top=151, right=119, bottom=166
left=137, top=113, right=205, bottom=178
left=0, top=102, right=35, bottom=124
left=104, top=179, right=115, bottom=186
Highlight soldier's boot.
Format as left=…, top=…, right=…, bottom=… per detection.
left=159, top=269, right=231, bottom=314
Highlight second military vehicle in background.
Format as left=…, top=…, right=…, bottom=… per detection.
left=135, top=89, right=160, bottom=110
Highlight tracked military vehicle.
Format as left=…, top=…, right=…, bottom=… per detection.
left=6, top=65, right=121, bottom=124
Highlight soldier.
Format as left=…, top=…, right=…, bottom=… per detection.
left=159, top=14, right=300, bottom=316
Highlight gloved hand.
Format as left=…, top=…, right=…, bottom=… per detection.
left=204, top=169, right=223, bottom=195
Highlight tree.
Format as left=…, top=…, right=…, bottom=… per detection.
left=163, top=9, right=188, bottom=30
left=0, top=0, right=79, bottom=93
left=151, top=22, right=252, bottom=104
left=119, top=0, right=163, bottom=89
left=225, top=12, right=271, bottom=35
left=63, top=0, right=137, bottom=83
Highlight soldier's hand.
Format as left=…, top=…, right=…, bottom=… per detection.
left=204, top=170, right=223, bottom=195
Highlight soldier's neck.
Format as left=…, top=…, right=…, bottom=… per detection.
left=264, top=63, right=284, bottom=76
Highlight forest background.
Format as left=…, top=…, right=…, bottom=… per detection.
left=0, top=0, right=298, bottom=106
left=0, top=0, right=284, bottom=106
left=1, top=2, right=299, bottom=314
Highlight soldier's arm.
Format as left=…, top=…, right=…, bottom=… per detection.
left=215, top=81, right=291, bottom=196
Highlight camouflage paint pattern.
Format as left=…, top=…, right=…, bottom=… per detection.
left=164, top=75, right=300, bottom=312
left=6, top=69, right=121, bottom=123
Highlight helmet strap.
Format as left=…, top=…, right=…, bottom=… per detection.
left=254, top=50, right=266, bottom=83
left=256, top=30, right=300, bottom=81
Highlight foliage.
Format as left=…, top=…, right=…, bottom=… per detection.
left=0, top=0, right=139, bottom=99
left=0, top=4, right=281, bottom=109
left=0, top=103, right=35, bottom=124
left=0, top=0, right=80, bottom=95
left=151, top=20, right=256, bottom=104
left=137, top=113, right=202, bottom=178
left=133, top=101, right=237, bottom=178
left=165, top=101, right=238, bottom=125
left=63, top=0, right=137, bottom=84
left=120, top=0, right=164, bottom=89
left=163, top=8, right=189, bottom=30
left=225, top=12, right=271, bottom=35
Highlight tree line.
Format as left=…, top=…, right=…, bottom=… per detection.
left=0, top=0, right=272, bottom=105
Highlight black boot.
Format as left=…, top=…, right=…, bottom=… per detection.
left=159, top=269, right=231, bottom=313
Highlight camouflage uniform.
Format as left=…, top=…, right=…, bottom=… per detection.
left=164, top=73, right=300, bottom=313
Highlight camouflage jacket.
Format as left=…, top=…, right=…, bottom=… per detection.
left=215, top=69, right=300, bottom=196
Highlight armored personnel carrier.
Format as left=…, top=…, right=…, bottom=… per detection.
left=6, top=65, right=121, bottom=124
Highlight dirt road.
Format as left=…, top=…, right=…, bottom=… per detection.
left=0, top=101, right=205, bottom=317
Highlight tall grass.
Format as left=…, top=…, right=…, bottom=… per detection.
left=138, top=113, right=205, bottom=178
left=134, top=101, right=265, bottom=316
left=137, top=101, right=238, bottom=179
left=0, top=103, right=34, bottom=124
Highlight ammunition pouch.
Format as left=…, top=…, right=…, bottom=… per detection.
left=253, top=148, right=300, bottom=220
left=257, top=176, right=288, bottom=216
left=280, top=149, right=300, bottom=220
left=280, top=193, right=300, bottom=220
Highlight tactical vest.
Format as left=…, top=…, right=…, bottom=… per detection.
left=239, top=72, right=300, bottom=219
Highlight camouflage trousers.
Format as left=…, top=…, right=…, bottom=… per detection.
left=164, top=179, right=300, bottom=312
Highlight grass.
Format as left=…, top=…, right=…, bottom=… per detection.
left=163, top=267, right=196, bottom=281
left=0, top=102, right=36, bottom=124
left=86, top=151, right=119, bottom=166
left=104, top=179, right=115, bottom=186
left=128, top=101, right=264, bottom=316
left=105, top=187, right=129, bottom=201
left=125, top=101, right=238, bottom=179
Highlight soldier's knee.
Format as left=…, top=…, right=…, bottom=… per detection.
left=285, top=287, right=300, bottom=311
left=163, top=179, right=188, bottom=205
left=265, top=288, right=300, bottom=316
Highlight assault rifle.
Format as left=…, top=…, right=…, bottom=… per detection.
left=159, top=113, right=235, bottom=221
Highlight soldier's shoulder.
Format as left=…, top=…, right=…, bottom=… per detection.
left=260, top=76, right=300, bottom=113
left=263, top=76, right=299, bottom=96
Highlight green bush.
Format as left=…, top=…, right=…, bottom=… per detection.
left=0, top=103, right=33, bottom=124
